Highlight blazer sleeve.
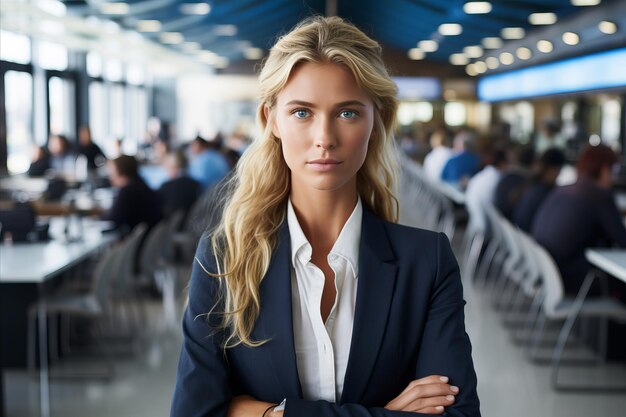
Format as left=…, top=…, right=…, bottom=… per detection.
left=170, top=237, right=232, bottom=417
left=284, top=233, right=480, bottom=417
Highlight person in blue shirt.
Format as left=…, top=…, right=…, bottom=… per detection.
left=440, top=131, right=480, bottom=188
left=188, top=136, right=230, bottom=189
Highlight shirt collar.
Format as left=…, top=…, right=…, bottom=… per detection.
left=287, top=197, right=362, bottom=278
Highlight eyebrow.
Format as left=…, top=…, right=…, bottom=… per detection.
left=284, top=100, right=368, bottom=108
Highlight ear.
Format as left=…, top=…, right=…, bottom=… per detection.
left=264, top=104, right=280, bottom=139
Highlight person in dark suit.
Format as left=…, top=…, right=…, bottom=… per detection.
left=513, top=148, right=565, bottom=232
left=171, top=16, right=479, bottom=417
left=532, top=144, right=626, bottom=295
left=102, top=155, right=162, bottom=235
left=493, top=144, right=535, bottom=220
left=27, top=146, right=51, bottom=177
left=77, top=125, right=106, bottom=170
left=158, top=150, right=202, bottom=219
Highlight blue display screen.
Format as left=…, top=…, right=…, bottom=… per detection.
left=477, top=48, right=626, bottom=102
left=393, top=77, right=441, bottom=100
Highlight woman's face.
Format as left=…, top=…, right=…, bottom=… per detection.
left=270, top=61, right=375, bottom=195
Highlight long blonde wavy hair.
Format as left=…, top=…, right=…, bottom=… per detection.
left=210, top=16, right=400, bottom=348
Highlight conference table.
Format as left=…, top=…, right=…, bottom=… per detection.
left=0, top=219, right=117, bottom=417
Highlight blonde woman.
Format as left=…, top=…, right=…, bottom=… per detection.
left=171, top=16, right=480, bottom=417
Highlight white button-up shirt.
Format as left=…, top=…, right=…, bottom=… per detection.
left=287, top=198, right=362, bottom=402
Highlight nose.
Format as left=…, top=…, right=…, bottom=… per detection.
left=314, top=116, right=337, bottom=150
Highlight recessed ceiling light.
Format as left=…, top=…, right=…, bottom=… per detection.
left=571, top=0, right=601, bottom=6
left=214, top=24, right=237, bottom=36
left=408, top=48, right=425, bottom=60
left=537, top=40, right=553, bottom=53
left=499, top=52, right=514, bottom=65
left=100, top=2, right=129, bottom=14
left=482, top=37, right=503, bottom=49
left=562, top=31, right=580, bottom=45
left=516, top=47, right=532, bottom=60
left=486, top=56, right=499, bottom=69
left=501, top=27, right=525, bottom=39
left=450, top=53, right=469, bottom=65
left=466, top=64, right=478, bottom=76
left=463, top=2, right=492, bottom=14
left=244, top=47, right=264, bottom=60
left=182, top=42, right=201, bottom=52
left=474, top=61, right=487, bottom=73
left=463, top=45, right=484, bottom=58
left=179, top=3, right=211, bottom=15
left=529, top=12, right=557, bottom=25
left=599, top=21, right=617, bottom=34
left=136, top=20, right=161, bottom=32
left=439, top=23, right=463, bottom=36
left=160, top=32, right=184, bottom=44
left=418, top=40, right=438, bottom=52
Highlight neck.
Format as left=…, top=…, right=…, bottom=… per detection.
left=290, top=186, right=358, bottom=254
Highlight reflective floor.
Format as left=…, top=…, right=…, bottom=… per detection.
left=4, top=262, right=626, bottom=417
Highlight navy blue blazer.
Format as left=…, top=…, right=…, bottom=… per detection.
left=171, top=209, right=480, bottom=416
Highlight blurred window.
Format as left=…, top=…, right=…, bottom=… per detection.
left=397, top=102, right=433, bottom=125
left=87, top=51, right=103, bottom=78
left=0, top=30, right=31, bottom=64
left=444, top=102, right=467, bottom=127
left=5, top=71, right=34, bottom=174
left=601, top=98, right=621, bottom=147
left=38, top=41, right=67, bottom=70
left=89, top=81, right=108, bottom=150
left=48, top=76, right=75, bottom=138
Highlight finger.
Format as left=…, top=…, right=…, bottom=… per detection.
left=408, top=394, right=456, bottom=412
left=387, top=383, right=456, bottom=411
left=411, top=375, right=451, bottom=386
left=417, top=405, right=446, bottom=415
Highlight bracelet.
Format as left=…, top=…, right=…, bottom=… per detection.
left=262, top=404, right=277, bottom=417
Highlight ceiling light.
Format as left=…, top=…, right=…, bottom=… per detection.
left=418, top=40, right=438, bottom=52
left=482, top=37, right=503, bottom=49
left=571, top=0, right=601, bottom=6
left=182, top=42, right=201, bottom=52
left=99, top=2, right=129, bottom=14
left=197, top=50, right=217, bottom=62
left=529, top=12, right=557, bottom=25
left=463, top=45, right=484, bottom=58
left=408, top=48, right=425, bottom=60
left=463, top=2, right=492, bottom=14
left=466, top=64, right=478, bottom=76
left=486, top=56, right=499, bottom=69
left=439, top=23, right=463, bottom=36
left=537, top=40, right=553, bottom=53
left=450, top=53, right=469, bottom=65
left=516, top=47, right=532, bottom=60
left=136, top=20, right=161, bottom=32
left=562, top=32, right=580, bottom=45
left=214, top=24, right=237, bottom=36
left=599, top=21, right=617, bottom=34
left=161, top=32, right=184, bottom=44
left=244, top=47, right=264, bottom=60
left=499, top=52, right=514, bottom=65
left=474, top=61, right=487, bottom=74
left=501, top=27, right=525, bottom=39
left=179, top=3, right=210, bottom=15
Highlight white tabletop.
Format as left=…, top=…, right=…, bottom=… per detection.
left=585, top=248, right=626, bottom=284
left=0, top=219, right=117, bottom=284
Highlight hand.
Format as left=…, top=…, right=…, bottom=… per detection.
left=227, top=395, right=284, bottom=417
left=384, top=375, right=459, bottom=415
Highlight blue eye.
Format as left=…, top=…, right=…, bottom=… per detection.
left=340, top=110, right=357, bottom=119
left=293, top=109, right=309, bottom=119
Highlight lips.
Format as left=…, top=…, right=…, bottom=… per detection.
left=306, top=158, right=342, bottom=171
left=307, top=159, right=341, bottom=165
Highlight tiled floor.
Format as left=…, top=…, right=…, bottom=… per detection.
left=4, top=263, right=626, bottom=417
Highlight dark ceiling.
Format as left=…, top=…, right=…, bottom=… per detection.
left=64, top=0, right=624, bottom=75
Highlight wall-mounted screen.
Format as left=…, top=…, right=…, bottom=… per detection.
left=478, top=48, right=626, bottom=102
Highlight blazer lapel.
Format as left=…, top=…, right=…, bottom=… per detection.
left=256, top=223, right=303, bottom=398
left=340, top=209, right=398, bottom=404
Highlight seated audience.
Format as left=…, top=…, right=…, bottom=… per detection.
left=440, top=129, right=480, bottom=188
left=47, top=134, right=75, bottom=174
left=513, top=148, right=565, bottom=232
left=493, top=145, right=535, bottom=220
left=77, top=125, right=106, bottom=170
left=188, top=136, right=230, bottom=189
left=102, top=155, right=162, bottom=235
left=27, top=146, right=51, bottom=177
left=158, top=150, right=202, bottom=220
left=532, top=144, right=626, bottom=295
left=422, top=127, right=453, bottom=182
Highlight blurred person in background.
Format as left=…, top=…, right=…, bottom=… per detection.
left=493, top=145, right=535, bottom=220
left=422, top=127, right=453, bottom=182
left=532, top=144, right=626, bottom=295
left=513, top=148, right=565, bottom=233
left=188, top=136, right=230, bottom=189
left=47, top=134, right=75, bottom=174
left=102, top=155, right=162, bottom=235
left=27, top=145, right=51, bottom=177
left=158, top=150, right=202, bottom=220
left=440, top=129, right=480, bottom=189
left=77, top=125, right=106, bottom=170
left=465, top=147, right=508, bottom=210
left=171, top=16, right=479, bottom=417
left=535, top=119, right=566, bottom=154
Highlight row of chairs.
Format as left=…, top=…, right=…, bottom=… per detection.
left=463, top=199, right=626, bottom=391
